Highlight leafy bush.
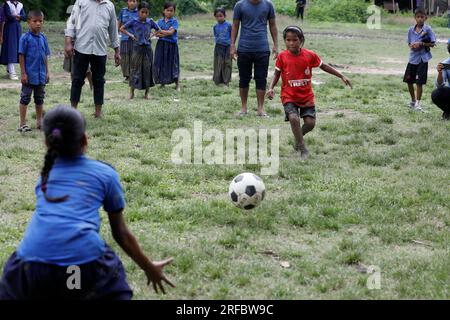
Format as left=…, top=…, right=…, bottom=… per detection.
left=307, top=0, right=372, bottom=24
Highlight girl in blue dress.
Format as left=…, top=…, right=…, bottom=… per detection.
left=0, top=1, right=26, bottom=80
left=153, top=2, right=180, bottom=91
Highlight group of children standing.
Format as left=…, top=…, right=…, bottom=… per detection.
left=118, top=0, right=180, bottom=99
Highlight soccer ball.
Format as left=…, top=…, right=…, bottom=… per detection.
left=229, top=172, right=266, bottom=210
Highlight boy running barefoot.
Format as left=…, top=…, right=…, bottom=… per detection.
left=267, top=26, right=352, bottom=159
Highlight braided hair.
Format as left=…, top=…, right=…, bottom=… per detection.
left=41, top=105, right=86, bottom=203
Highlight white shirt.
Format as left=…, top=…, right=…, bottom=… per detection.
left=65, top=0, right=119, bottom=56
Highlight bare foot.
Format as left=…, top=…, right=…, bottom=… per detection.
left=144, top=95, right=150, bottom=100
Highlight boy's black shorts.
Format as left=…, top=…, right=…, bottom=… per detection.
left=284, top=103, right=316, bottom=121
left=403, top=62, right=428, bottom=85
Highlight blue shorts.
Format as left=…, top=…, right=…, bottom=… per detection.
left=20, top=84, right=46, bottom=106
left=0, top=245, right=133, bottom=300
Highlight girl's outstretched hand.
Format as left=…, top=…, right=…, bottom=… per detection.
left=145, top=258, right=176, bottom=294
left=341, top=76, right=352, bottom=89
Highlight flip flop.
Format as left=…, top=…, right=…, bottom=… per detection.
left=257, top=112, right=269, bottom=118
left=236, top=111, right=248, bottom=117
left=17, top=125, right=32, bottom=133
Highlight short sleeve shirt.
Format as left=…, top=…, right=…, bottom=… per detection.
left=233, top=0, right=275, bottom=53
left=124, top=18, right=159, bottom=46
left=157, top=17, right=178, bottom=43
left=17, top=155, right=126, bottom=266
left=18, top=31, right=51, bottom=85
left=407, top=24, right=436, bottom=64
left=275, top=48, right=322, bottom=107
left=213, top=21, right=232, bottom=46
left=118, top=7, right=138, bottom=41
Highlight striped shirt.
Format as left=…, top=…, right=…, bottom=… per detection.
left=64, top=0, right=119, bottom=56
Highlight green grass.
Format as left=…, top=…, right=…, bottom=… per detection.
left=0, top=14, right=449, bottom=299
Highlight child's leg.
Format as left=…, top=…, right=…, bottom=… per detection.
left=35, top=104, right=43, bottom=129
left=19, top=85, right=32, bottom=128
left=129, top=87, right=134, bottom=100
left=416, top=84, right=423, bottom=102
left=302, top=116, right=316, bottom=136
left=144, top=88, right=150, bottom=100
left=175, top=78, right=180, bottom=91
left=19, top=104, right=27, bottom=128
left=288, top=113, right=305, bottom=147
left=407, top=83, right=416, bottom=102
left=34, top=85, right=45, bottom=129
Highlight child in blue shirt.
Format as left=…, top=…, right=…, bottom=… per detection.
left=0, top=105, right=175, bottom=299
left=153, top=2, right=180, bottom=91
left=213, top=8, right=232, bottom=86
left=118, top=0, right=138, bottom=82
left=403, top=8, right=436, bottom=112
left=17, top=10, right=50, bottom=133
left=120, top=1, right=159, bottom=100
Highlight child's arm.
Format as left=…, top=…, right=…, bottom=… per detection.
left=266, top=69, right=281, bottom=100
left=108, top=211, right=175, bottom=294
left=320, top=63, right=352, bottom=89
left=45, top=56, right=49, bottom=83
left=19, top=54, right=27, bottom=85
left=119, top=24, right=136, bottom=41
left=157, top=27, right=176, bottom=37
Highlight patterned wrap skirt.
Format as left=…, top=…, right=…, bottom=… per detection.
left=153, top=40, right=180, bottom=85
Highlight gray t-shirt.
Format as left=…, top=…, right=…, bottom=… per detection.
left=233, top=0, right=276, bottom=53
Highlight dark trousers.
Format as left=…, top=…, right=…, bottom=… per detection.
left=431, top=87, right=450, bottom=113
left=296, top=6, right=305, bottom=20
left=237, top=51, right=270, bottom=90
left=70, top=51, right=107, bottom=106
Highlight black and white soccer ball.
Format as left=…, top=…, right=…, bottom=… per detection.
left=229, top=173, right=266, bottom=210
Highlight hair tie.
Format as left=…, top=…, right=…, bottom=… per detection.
left=52, top=128, right=62, bottom=137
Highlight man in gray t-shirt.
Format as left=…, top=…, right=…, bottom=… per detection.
left=231, top=0, right=278, bottom=117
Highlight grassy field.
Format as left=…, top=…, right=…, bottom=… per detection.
left=0, top=14, right=449, bottom=299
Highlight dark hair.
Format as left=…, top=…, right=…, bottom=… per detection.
left=41, top=105, right=86, bottom=203
left=164, top=2, right=176, bottom=11
left=138, top=1, right=150, bottom=11
left=414, top=8, right=427, bottom=16
left=283, top=26, right=305, bottom=42
left=214, top=8, right=226, bottom=17
left=28, top=10, right=44, bottom=20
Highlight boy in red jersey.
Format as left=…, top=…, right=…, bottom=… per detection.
left=267, top=26, right=352, bottom=159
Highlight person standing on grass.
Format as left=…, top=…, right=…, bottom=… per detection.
left=17, top=10, right=50, bottom=133
left=118, top=0, right=138, bottom=83
left=266, top=26, right=352, bottom=159
left=120, top=1, right=160, bottom=100
left=153, top=2, right=181, bottom=91
left=65, top=0, right=121, bottom=118
left=295, top=0, right=306, bottom=22
left=231, top=0, right=278, bottom=117
left=0, top=106, right=175, bottom=300
left=403, top=8, right=436, bottom=112
left=213, top=8, right=232, bottom=86
left=63, top=5, right=93, bottom=91
left=0, top=1, right=26, bottom=81
left=431, top=39, right=450, bottom=121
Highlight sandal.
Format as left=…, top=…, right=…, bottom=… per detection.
left=17, top=125, right=32, bottom=133
left=257, top=112, right=269, bottom=118
left=236, top=111, right=248, bottom=117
